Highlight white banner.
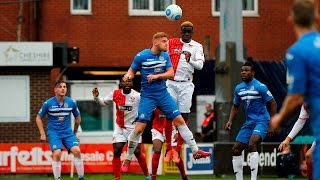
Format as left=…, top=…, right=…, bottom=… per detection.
left=0, top=42, right=53, bottom=66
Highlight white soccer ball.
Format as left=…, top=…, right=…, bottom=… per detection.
left=165, top=4, right=182, bottom=21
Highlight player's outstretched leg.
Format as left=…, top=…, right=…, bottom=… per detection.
left=122, top=122, right=146, bottom=172
left=173, top=115, right=211, bottom=159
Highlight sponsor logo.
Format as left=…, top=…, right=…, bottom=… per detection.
left=154, top=67, right=162, bottom=74
left=185, top=145, right=213, bottom=171
left=243, top=148, right=279, bottom=167
left=119, top=106, right=133, bottom=111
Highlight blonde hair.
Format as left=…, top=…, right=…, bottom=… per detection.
left=153, top=32, right=168, bottom=40
left=181, top=21, right=194, bottom=28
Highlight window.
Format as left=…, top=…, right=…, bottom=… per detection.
left=71, top=0, right=92, bottom=15
left=129, top=0, right=175, bottom=16
left=212, top=0, right=258, bottom=17
left=70, top=81, right=119, bottom=143
left=77, top=100, right=114, bottom=131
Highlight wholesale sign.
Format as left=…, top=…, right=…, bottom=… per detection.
left=0, top=143, right=143, bottom=174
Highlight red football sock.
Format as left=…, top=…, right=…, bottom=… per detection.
left=136, top=153, right=149, bottom=176
left=175, top=156, right=187, bottom=177
left=112, top=157, right=121, bottom=180
left=306, top=161, right=313, bottom=180
left=152, top=152, right=161, bottom=180
left=165, top=119, right=173, bottom=151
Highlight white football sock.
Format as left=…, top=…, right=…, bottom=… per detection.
left=232, top=155, right=243, bottom=180
left=74, top=157, right=84, bottom=177
left=126, top=130, right=141, bottom=160
left=249, top=152, right=259, bottom=180
left=176, top=124, right=198, bottom=153
left=52, top=161, right=61, bottom=179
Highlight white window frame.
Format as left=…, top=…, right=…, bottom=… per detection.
left=212, top=0, right=259, bottom=17
left=70, top=0, right=92, bottom=15
left=129, top=0, right=176, bottom=16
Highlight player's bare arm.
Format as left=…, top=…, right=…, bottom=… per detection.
left=124, top=68, right=136, bottom=81
left=184, top=51, right=191, bottom=62
left=267, top=99, right=277, bottom=117
left=278, top=136, right=292, bottom=151
left=74, top=115, right=81, bottom=135
left=35, top=115, right=46, bottom=142
left=147, top=67, right=174, bottom=83
left=225, top=104, right=239, bottom=131
left=270, top=94, right=303, bottom=131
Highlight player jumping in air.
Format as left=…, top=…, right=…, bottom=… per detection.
left=121, top=32, right=211, bottom=172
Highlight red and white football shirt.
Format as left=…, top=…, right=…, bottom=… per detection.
left=168, top=38, right=205, bottom=81
left=101, top=89, right=140, bottom=129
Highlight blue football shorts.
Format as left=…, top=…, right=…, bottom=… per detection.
left=136, top=90, right=181, bottom=123
left=47, top=130, right=79, bottom=152
left=236, top=120, right=269, bottom=144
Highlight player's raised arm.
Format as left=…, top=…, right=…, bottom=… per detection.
left=92, top=87, right=113, bottom=106
left=124, top=68, right=136, bottom=81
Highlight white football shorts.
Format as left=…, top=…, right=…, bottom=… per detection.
left=112, top=125, right=142, bottom=143
left=166, top=80, right=194, bottom=113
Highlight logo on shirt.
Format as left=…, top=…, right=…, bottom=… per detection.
left=119, top=105, right=133, bottom=111
left=250, top=86, right=254, bottom=91
left=154, top=67, right=162, bottom=74
left=314, top=37, right=320, bottom=48
left=140, top=113, right=145, bottom=119
left=58, top=116, right=65, bottom=122
left=266, top=90, right=272, bottom=97
left=286, top=53, right=294, bottom=61
left=64, top=103, right=68, bottom=108
left=159, top=56, right=164, bottom=61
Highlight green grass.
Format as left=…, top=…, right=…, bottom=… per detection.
left=0, top=174, right=307, bottom=180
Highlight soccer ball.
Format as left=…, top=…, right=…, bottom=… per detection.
left=165, top=4, right=182, bottom=21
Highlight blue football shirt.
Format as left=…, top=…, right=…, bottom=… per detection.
left=38, top=96, right=80, bottom=132
left=130, top=49, right=172, bottom=93
left=286, top=32, right=320, bottom=110
left=233, top=78, right=274, bottom=122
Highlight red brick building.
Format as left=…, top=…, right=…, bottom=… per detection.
left=0, top=0, right=310, bottom=143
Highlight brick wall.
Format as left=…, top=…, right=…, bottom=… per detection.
left=0, top=69, right=52, bottom=143
left=38, top=0, right=296, bottom=66
left=0, top=0, right=306, bottom=65
left=0, top=1, right=38, bottom=41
